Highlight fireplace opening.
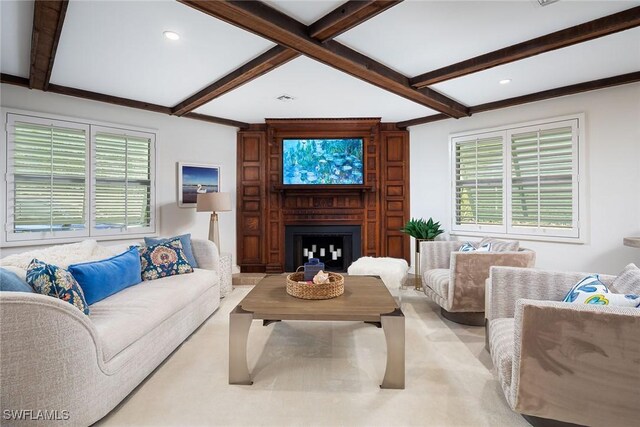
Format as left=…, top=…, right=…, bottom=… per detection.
left=285, top=225, right=361, bottom=272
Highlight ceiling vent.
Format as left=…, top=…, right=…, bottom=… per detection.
left=537, top=0, right=559, bottom=6
left=276, top=94, right=295, bottom=102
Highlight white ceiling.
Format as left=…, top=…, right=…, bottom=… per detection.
left=194, top=55, right=438, bottom=122
left=50, top=0, right=275, bottom=106
left=336, top=0, right=640, bottom=76
left=1, top=0, right=639, bottom=123
left=433, top=27, right=640, bottom=106
left=0, top=0, right=34, bottom=77
left=263, top=0, right=345, bottom=25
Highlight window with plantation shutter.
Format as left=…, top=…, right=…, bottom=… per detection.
left=4, top=112, right=156, bottom=245
left=453, top=132, right=505, bottom=233
left=451, top=115, right=583, bottom=241
left=6, top=115, right=89, bottom=242
left=92, top=127, right=155, bottom=236
left=508, top=120, right=578, bottom=237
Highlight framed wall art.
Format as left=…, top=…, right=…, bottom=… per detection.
left=178, top=162, right=220, bottom=207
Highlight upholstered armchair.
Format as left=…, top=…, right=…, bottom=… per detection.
left=420, top=240, right=535, bottom=325
left=487, top=266, right=640, bottom=427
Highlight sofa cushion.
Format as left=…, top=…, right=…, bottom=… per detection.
left=489, top=318, right=515, bottom=391
left=68, top=247, right=142, bottom=305
left=0, top=267, right=33, bottom=292
left=145, top=234, right=198, bottom=268
left=423, top=268, right=450, bottom=299
left=480, top=237, right=520, bottom=252
left=89, top=268, right=218, bottom=361
left=139, top=239, right=194, bottom=281
left=26, top=259, right=90, bottom=315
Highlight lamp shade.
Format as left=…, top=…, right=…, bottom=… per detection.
left=196, top=192, right=232, bottom=212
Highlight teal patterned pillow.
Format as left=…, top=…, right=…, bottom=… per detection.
left=139, top=238, right=194, bottom=281
left=26, top=259, right=90, bottom=315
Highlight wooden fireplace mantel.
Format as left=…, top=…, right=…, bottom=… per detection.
left=236, top=118, right=410, bottom=273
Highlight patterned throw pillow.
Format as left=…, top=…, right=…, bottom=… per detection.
left=139, top=238, right=194, bottom=281
left=562, top=274, right=640, bottom=308
left=611, top=263, right=640, bottom=294
left=26, top=259, right=90, bottom=315
left=458, top=242, right=491, bottom=252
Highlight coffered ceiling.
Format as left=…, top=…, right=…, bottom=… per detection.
left=1, top=0, right=639, bottom=128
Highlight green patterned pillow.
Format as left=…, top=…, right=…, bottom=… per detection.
left=139, top=238, right=194, bottom=281
left=26, top=259, right=90, bottom=315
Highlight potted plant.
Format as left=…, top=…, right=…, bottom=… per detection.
left=400, top=218, right=444, bottom=290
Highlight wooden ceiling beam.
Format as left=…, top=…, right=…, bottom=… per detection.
left=29, top=0, right=68, bottom=90
left=178, top=0, right=468, bottom=118
left=469, top=71, right=640, bottom=114
left=410, top=6, right=640, bottom=88
left=1, top=73, right=250, bottom=129
left=172, top=0, right=404, bottom=116
left=397, top=71, right=640, bottom=128
left=309, top=0, right=402, bottom=40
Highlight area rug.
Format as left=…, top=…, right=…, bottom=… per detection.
left=96, top=288, right=527, bottom=427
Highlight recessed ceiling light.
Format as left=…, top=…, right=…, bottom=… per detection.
left=163, top=31, right=180, bottom=41
left=276, top=94, right=295, bottom=102
left=538, top=0, right=560, bottom=6
left=499, top=79, right=512, bottom=85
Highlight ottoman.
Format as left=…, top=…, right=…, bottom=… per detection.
left=347, top=257, right=409, bottom=303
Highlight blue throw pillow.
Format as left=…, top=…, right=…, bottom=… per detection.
left=0, top=268, right=34, bottom=292
left=139, top=238, right=194, bottom=281
left=144, top=234, right=198, bottom=268
left=68, top=246, right=142, bottom=305
left=26, top=259, right=90, bottom=315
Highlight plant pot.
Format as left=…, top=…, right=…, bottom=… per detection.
left=414, top=238, right=432, bottom=290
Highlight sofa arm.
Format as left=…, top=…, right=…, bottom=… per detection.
left=419, top=241, right=463, bottom=273
left=449, top=250, right=536, bottom=312
left=191, top=239, right=220, bottom=273
left=489, top=267, right=616, bottom=320
left=510, top=299, right=640, bottom=426
left=1, top=292, right=109, bottom=425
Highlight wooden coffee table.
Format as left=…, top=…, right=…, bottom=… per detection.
left=229, top=274, right=405, bottom=389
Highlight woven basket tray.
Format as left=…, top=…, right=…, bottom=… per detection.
left=286, top=271, right=345, bottom=300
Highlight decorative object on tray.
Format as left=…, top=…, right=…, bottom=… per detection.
left=303, top=257, right=324, bottom=281
left=178, top=162, right=220, bottom=207
left=286, top=269, right=344, bottom=300
left=400, top=217, right=444, bottom=290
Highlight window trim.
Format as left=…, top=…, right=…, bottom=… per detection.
left=2, top=108, right=158, bottom=248
left=449, top=114, right=587, bottom=244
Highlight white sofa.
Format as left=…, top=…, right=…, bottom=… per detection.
left=0, top=239, right=221, bottom=426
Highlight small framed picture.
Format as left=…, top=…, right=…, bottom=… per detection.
left=178, top=162, right=220, bottom=207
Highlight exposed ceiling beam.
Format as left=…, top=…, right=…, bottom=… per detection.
left=397, top=71, right=640, bottom=128
left=172, top=46, right=298, bottom=116
left=308, top=0, right=402, bottom=40
left=410, top=6, right=640, bottom=88
left=1, top=73, right=250, bottom=129
left=178, top=0, right=468, bottom=118
left=29, top=0, right=68, bottom=91
left=172, top=0, right=404, bottom=116
left=470, top=71, right=640, bottom=114
left=395, top=113, right=448, bottom=128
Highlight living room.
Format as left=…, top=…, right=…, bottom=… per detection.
left=1, top=1, right=639, bottom=426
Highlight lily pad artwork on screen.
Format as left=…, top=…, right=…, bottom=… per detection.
left=282, top=138, right=364, bottom=185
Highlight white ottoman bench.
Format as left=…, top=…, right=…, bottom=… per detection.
left=347, top=257, right=409, bottom=304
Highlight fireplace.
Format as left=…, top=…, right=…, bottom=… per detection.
left=285, top=225, right=362, bottom=272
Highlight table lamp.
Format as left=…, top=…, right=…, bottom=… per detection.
left=197, top=192, right=231, bottom=251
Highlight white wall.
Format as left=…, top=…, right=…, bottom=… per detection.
left=410, top=83, right=640, bottom=274
left=0, top=84, right=239, bottom=267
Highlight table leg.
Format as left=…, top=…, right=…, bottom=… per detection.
left=381, top=308, right=405, bottom=389
left=229, top=306, right=253, bottom=385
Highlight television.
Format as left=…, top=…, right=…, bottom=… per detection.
left=282, top=138, right=364, bottom=185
